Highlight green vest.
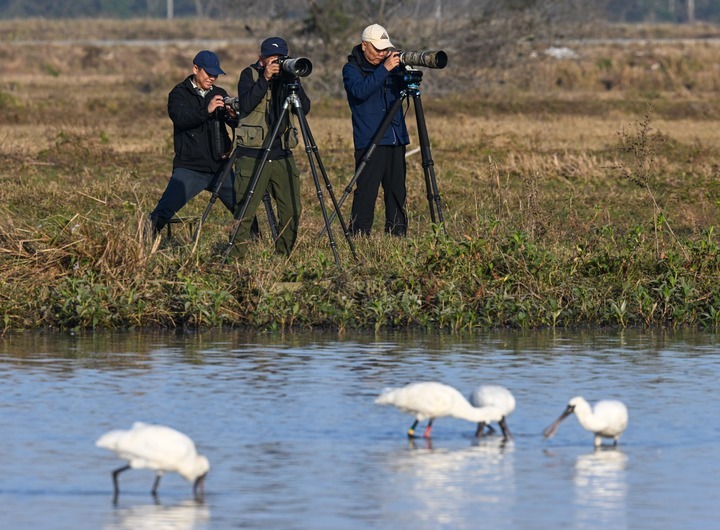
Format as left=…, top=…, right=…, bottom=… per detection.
left=236, top=67, right=298, bottom=150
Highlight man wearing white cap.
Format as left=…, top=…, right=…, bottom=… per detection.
left=342, top=23, right=409, bottom=237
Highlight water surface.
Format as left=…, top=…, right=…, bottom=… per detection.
left=0, top=329, right=718, bottom=529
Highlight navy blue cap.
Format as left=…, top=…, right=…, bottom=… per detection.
left=260, top=37, right=289, bottom=57
left=193, top=50, right=225, bottom=76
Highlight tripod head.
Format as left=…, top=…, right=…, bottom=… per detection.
left=284, top=80, right=301, bottom=94
left=396, top=68, right=424, bottom=95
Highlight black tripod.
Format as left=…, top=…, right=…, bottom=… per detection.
left=222, top=81, right=357, bottom=268
left=324, top=69, right=446, bottom=236
left=192, top=150, right=279, bottom=245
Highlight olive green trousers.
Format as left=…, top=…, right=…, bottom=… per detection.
left=230, top=156, right=302, bottom=258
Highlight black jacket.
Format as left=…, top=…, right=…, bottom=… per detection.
left=235, top=63, right=311, bottom=159
left=168, top=75, right=239, bottom=173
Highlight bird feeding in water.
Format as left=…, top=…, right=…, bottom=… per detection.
left=375, top=381, right=504, bottom=438
left=543, top=396, right=629, bottom=447
left=468, top=385, right=516, bottom=440
left=96, top=422, right=210, bottom=500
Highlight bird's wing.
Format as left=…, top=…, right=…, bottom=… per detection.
left=401, top=382, right=457, bottom=417
left=470, top=386, right=516, bottom=415
left=100, top=424, right=197, bottom=472
left=596, top=401, right=629, bottom=433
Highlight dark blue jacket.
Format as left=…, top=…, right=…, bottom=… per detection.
left=342, top=45, right=409, bottom=151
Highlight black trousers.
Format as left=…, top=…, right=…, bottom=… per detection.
left=350, top=145, right=407, bottom=236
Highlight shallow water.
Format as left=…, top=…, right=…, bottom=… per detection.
left=0, top=329, right=718, bottom=529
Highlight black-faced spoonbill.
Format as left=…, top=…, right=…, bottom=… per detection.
left=543, top=397, right=629, bottom=447
left=375, top=381, right=504, bottom=438
left=468, top=385, right=516, bottom=440
left=96, top=422, right=210, bottom=500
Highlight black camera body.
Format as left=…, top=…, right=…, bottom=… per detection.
left=224, top=96, right=240, bottom=113
left=275, top=55, right=313, bottom=78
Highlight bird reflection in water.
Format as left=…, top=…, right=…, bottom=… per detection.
left=574, top=447, right=628, bottom=527
left=384, top=436, right=515, bottom=527
left=104, top=499, right=210, bottom=530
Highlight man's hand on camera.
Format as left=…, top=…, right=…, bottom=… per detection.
left=384, top=51, right=401, bottom=72
left=264, top=59, right=281, bottom=81
left=207, top=94, right=225, bottom=113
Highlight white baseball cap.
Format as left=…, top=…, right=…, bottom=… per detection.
left=361, top=24, right=394, bottom=50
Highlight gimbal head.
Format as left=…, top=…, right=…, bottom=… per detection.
left=400, top=69, right=423, bottom=91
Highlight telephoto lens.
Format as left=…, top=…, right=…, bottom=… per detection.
left=398, top=50, right=448, bottom=69
left=278, top=56, right=313, bottom=78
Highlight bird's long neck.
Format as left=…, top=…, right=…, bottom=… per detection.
left=573, top=400, right=602, bottom=431
left=452, top=400, right=502, bottom=423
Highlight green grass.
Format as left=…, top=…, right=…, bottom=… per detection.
left=3, top=22, right=720, bottom=332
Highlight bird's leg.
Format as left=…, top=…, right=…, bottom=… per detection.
left=499, top=417, right=512, bottom=441
left=423, top=419, right=434, bottom=438
left=485, top=424, right=497, bottom=434
left=475, top=421, right=487, bottom=438
left=407, top=419, right=419, bottom=438
left=111, top=465, right=131, bottom=499
left=152, top=473, right=163, bottom=496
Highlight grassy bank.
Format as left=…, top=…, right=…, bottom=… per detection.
left=2, top=20, right=720, bottom=332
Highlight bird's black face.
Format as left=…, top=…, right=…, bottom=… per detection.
left=565, top=404, right=576, bottom=415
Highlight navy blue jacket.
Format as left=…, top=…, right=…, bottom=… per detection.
left=168, top=75, right=238, bottom=173
left=342, top=45, right=409, bottom=151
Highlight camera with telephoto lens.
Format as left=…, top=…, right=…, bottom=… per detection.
left=396, top=50, right=448, bottom=69
left=274, top=55, right=313, bottom=78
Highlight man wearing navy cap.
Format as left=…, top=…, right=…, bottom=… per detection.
left=149, top=50, right=239, bottom=237
left=228, top=37, right=311, bottom=258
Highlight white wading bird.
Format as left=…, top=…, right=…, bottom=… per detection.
left=96, top=422, right=210, bottom=500
left=375, top=382, right=504, bottom=438
left=543, top=396, right=629, bottom=447
left=468, top=385, right=516, bottom=440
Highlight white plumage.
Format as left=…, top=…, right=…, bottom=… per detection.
left=543, top=396, right=629, bottom=446
left=375, top=381, right=504, bottom=438
left=468, top=385, right=516, bottom=440
left=96, top=422, right=210, bottom=499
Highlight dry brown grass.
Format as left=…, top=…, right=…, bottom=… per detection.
left=3, top=20, right=720, bottom=330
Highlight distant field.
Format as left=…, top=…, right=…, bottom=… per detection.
left=2, top=19, right=720, bottom=331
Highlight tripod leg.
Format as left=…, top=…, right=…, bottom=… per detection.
left=291, top=105, right=342, bottom=269
left=411, top=92, right=446, bottom=234
left=193, top=146, right=241, bottom=244
left=320, top=95, right=406, bottom=237
left=223, top=102, right=292, bottom=261
left=299, top=112, right=358, bottom=262
left=262, top=191, right=279, bottom=240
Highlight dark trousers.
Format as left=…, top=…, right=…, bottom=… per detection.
left=150, top=166, right=235, bottom=233
left=350, top=145, right=407, bottom=236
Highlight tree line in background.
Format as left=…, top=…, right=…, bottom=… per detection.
left=0, top=0, right=717, bottom=23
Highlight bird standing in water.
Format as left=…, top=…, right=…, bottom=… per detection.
left=543, top=396, right=628, bottom=447
left=375, top=381, right=504, bottom=438
left=96, top=422, right=210, bottom=500
left=468, top=384, right=516, bottom=440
